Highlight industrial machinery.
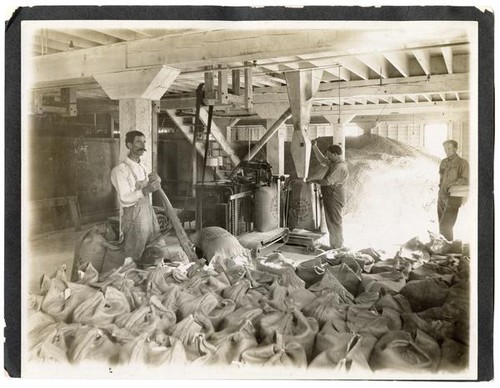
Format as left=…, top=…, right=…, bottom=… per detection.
left=195, top=160, right=273, bottom=235
left=195, top=160, right=289, bottom=254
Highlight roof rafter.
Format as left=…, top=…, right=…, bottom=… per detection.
left=413, top=49, right=431, bottom=75
left=356, top=54, right=389, bottom=78
left=336, top=57, right=370, bottom=80
left=442, top=47, right=454, bottom=74
left=384, top=52, right=410, bottom=77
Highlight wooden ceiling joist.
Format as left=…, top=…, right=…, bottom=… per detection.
left=422, top=94, right=432, bottom=102
left=93, top=29, right=150, bottom=42
left=41, top=30, right=102, bottom=51
left=413, top=49, right=431, bottom=75
left=59, top=29, right=122, bottom=45
left=336, top=57, right=370, bottom=80
left=312, top=99, right=468, bottom=117
left=356, top=54, right=389, bottom=79
left=38, top=38, right=78, bottom=52
left=392, top=95, right=406, bottom=103
left=384, top=52, right=410, bottom=77
left=442, top=47, right=454, bottom=74
left=251, top=73, right=468, bottom=105
left=34, top=29, right=406, bottom=87
left=32, top=44, right=60, bottom=55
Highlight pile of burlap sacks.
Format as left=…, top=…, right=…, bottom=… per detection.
left=28, top=229, right=469, bottom=375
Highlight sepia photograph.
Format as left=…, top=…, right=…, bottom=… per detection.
left=3, top=5, right=493, bottom=381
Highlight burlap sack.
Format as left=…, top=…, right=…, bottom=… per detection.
left=189, top=226, right=248, bottom=262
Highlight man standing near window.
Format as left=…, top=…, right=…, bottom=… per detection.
left=438, top=139, right=469, bottom=241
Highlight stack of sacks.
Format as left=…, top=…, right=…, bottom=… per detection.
left=28, top=232, right=469, bottom=374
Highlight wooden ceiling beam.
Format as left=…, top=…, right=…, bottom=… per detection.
left=312, top=100, right=469, bottom=117
left=336, top=57, right=370, bottom=80
left=422, top=94, right=432, bottom=102
left=354, top=112, right=469, bottom=123
left=127, top=29, right=155, bottom=38
left=32, top=44, right=61, bottom=55
left=92, top=29, right=149, bottom=42
left=442, top=47, right=454, bottom=74
left=356, top=54, right=389, bottom=78
left=413, top=49, right=431, bottom=75
left=295, top=54, right=349, bottom=81
left=384, top=52, right=410, bottom=77
left=57, top=29, right=122, bottom=45
left=32, top=29, right=401, bottom=86
left=37, top=38, right=77, bottom=52
left=252, top=73, right=468, bottom=105
left=159, top=73, right=468, bottom=110
left=39, top=30, right=102, bottom=50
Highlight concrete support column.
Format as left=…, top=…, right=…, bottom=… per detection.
left=119, top=98, right=153, bottom=170
left=285, top=69, right=323, bottom=179
left=332, top=124, right=345, bottom=151
left=94, top=65, right=180, bottom=172
left=326, top=114, right=354, bottom=152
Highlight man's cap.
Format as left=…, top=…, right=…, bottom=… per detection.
left=442, top=139, right=458, bottom=148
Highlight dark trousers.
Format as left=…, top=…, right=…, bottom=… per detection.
left=321, top=185, right=345, bottom=248
left=437, top=191, right=462, bottom=241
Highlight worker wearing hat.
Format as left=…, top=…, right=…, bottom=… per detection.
left=438, top=139, right=469, bottom=241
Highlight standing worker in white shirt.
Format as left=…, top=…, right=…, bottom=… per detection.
left=110, top=130, right=166, bottom=266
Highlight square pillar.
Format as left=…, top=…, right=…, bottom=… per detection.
left=119, top=98, right=153, bottom=172
left=267, top=124, right=285, bottom=176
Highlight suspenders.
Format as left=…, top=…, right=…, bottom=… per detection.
left=117, top=158, right=149, bottom=241
left=123, top=158, right=148, bottom=184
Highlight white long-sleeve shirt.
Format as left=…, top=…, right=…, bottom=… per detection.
left=110, top=157, right=149, bottom=208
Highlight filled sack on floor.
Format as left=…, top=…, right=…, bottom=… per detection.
left=399, top=278, right=450, bottom=312
left=189, top=227, right=249, bottom=263
left=302, top=290, right=349, bottom=330
left=119, top=332, right=188, bottom=366
left=310, top=332, right=376, bottom=373
left=241, top=336, right=308, bottom=368
left=369, top=329, right=441, bottom=373
left=194, top=321, right=258, bottom=366
left=67, top=325, right=120, bottom=365
left=256, top=307, right=319, bottom=361
left=72, top=286, right=130, bottom=327
left=361, top=271, right=407, bottom=294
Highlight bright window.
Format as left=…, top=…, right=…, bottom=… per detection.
left=344, top=124, right=362, bottom=137
left=424, top=123, right=448, bottom=157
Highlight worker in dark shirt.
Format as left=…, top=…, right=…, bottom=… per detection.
left=438, top=139, right=469, bottom=241
left=308, top=140, right=349, bottom=248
